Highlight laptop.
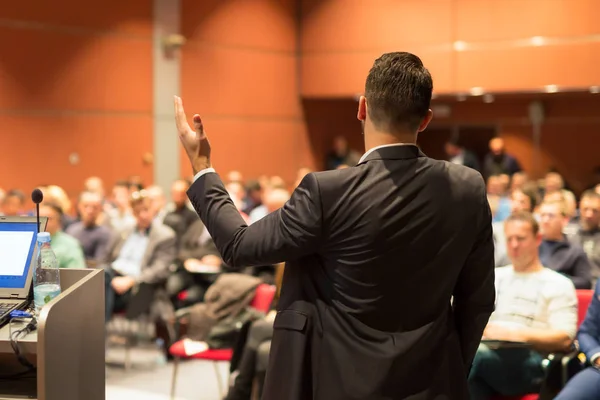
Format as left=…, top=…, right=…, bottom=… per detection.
left=0, top=216, right=47, bottom=326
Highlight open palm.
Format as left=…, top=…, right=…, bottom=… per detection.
left=174, top=96, right=211, bottom=173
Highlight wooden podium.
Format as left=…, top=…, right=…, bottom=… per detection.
left=0, top=269, right=105, bottom=400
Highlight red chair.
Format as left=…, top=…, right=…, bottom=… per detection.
left=169, top=283, right=276, bottom=399
left=492, top=289, right=595, bottom=400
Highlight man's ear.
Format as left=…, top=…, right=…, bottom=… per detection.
left=357, top=96, right=367, bottom=121
left=417, top=109, right=433, bottom=133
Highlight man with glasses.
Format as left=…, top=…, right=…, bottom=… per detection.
left=566, top=190, right=600, bottom=284
left=539, top=199, right=592, bottom=289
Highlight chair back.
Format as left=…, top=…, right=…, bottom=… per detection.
left=250, top=284, right=276, bottom=313
left=576, top=289, right=594, bottom=327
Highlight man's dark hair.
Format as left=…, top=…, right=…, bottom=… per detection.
left=505, top=211, right=540, bottom=235
left=5, top=189, right=25, bottom=204
left=364, top=52, right=433, bottom=133
left=114, top=180, right=130, bottom=188
left=513, top=184, right=540, bottom=212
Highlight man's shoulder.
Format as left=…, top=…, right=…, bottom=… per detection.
left=540, top=267, right=577, bottom=291
left=56, top=231, right=81, bottom=246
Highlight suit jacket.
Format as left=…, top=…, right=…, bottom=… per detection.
left=104, top=222, right=177, bottom=285
left=187, top=145, right=495, bottom=400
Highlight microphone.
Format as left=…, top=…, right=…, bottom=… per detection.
left=31, top=189, right=44, bottom=233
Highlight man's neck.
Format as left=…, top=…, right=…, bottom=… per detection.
left=513, top=258, right=544, bottom=273
left=364, top=128, right=416, bottom=153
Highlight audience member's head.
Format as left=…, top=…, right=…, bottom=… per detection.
left=544, top=172, right=564, bottom=194
left=539, top=199, right=569, bottom=241
left=226, top=181, right=246, bottom=211
left=171, top=179, right=189, bottom=209
left=43, top=185, right=71, bottom=216
left=510, top=185, right=539, bottom=213
left=39, top=202, right=63, bottom=236
left=360, top=52, right=433, bottom=136
left=486, top=175, right=502, bottom=196
left=489, top=137, right=505, bottom=156
left=264, top=188, right=290, bottom=213
left=294, top=168, right=312, bottom=188
left=497, top=174, right=510, bottom=194
left=146, top=185, right=166, bottom=216
left=2, top=189, right=25, bottom=216
left=84, top=176, right=105, bottom=198
left=269, top=176, right=286, bottom=190
left=579, top=190, right=600, bottom=232
left=130, top=191, right=155, bottom=231
left=245, top=180, right=262, bottom=204
left=0, top=188, right=5, bottom=206
left=504, top=211, right=541, bottom=272
left=332, top=136, right=350, bottom=157
left=78, top=191, right=103, bottom=227
left=510, top=172, right=528, bottom=192
left=226, top=171, right=243, bottom=184
left=111, top=180, right=131, bottom=211
left=128, top=176, right=144, bottom=193
left=444, top=139, right=462, bottom=158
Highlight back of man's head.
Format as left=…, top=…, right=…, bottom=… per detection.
left=364, top=52, right=433, bottom=134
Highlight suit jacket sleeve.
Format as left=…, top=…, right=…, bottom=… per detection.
left=578, top=283, right=600, bottom=361
left=452, top=180, right=496, bottom=371
left=187, top=172, right=322, bottom=267
left=139, top=234, right=177, bottom=285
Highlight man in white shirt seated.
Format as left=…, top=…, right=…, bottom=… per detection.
left=469, top=211, right=578, bottom=400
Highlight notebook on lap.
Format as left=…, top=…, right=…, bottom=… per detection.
left=0, top=216, right=47, bottom=326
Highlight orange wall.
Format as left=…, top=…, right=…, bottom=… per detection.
left=304, top=94, right=600, bottom=193
left=0, top=1, right=154, bottom=199
left=179, top=0, right=315, bottom=185
left=301, top=0, right=600, bottom=96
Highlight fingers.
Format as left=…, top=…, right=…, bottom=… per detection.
left=173, top=95, right=191, bottom=135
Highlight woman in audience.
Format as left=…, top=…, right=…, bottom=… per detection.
left=555, top=281, right=600, bottom=399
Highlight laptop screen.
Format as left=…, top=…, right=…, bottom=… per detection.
left=0, top=222, right=38, bottom=289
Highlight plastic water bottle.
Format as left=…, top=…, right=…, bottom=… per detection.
left=33, top=232, right=61, bottom=316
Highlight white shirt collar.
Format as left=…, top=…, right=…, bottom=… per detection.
left=358, top=143, right=413, bottom=164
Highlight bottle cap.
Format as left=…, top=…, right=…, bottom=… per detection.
left=37, top=232, right=51, bottom=243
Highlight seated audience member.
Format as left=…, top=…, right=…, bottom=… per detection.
left=249, top=188, right=290, bottom=224
left=42, top=185, right=77, bottom=230
left=39, top=202, right=86, bottom=269
left=325, top=135, right=361, bottom=170
left=66, top=191, right=112, bottom=266
left=242, top=180, right=262, bottom=215
left=83, top=176, right=105, bottom=198
left=493, top=186, right=539, bottom=267
left=469, top=212, right=578, bottom=399
left=166, top=219, right=223, bottom=307
left=510, top=172, right=528, bottom=192
left=103, top=191, right=176, bottom=322
left=555, top=280, right=600, bottom=399
left=567, top=190, right=600, bottom=282
left=225, top=263, right=284, bottom=400
left=163, top=179, right=198, bottom=243
left=225, top=181, right=251, bottom=223
left=539, top=199, right=593, bottom=289
left=226, top=170, right=244, bottom=185
left=146, top=185, right=168, bottom=224
left=106, top=180, right=136, bottom=231
left=444, top=139, right=480, bottom=171
left=0, top=188, right=5, bottom=207
left=487, top=175, right=510, bottom=222
left=1, top=189, right=25, bottom=216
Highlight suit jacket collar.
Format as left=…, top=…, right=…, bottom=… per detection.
left=357, top=144, right=426, bottom=165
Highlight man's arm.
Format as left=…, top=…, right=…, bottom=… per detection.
left=139, top=235, right=177, bottom=285
left=452, top=181, right=496, bottom=371
left=578, top=284, right=600, bottom=364
left=187, top=172, right=322, bottom=267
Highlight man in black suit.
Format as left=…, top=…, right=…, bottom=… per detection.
left=174, top=52, right=495, bottom=400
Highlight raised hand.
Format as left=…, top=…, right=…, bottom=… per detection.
left=174, top=96, right=211, bottom=174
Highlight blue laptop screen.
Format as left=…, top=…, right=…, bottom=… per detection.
left=0, top=222, right=38, bottom=289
